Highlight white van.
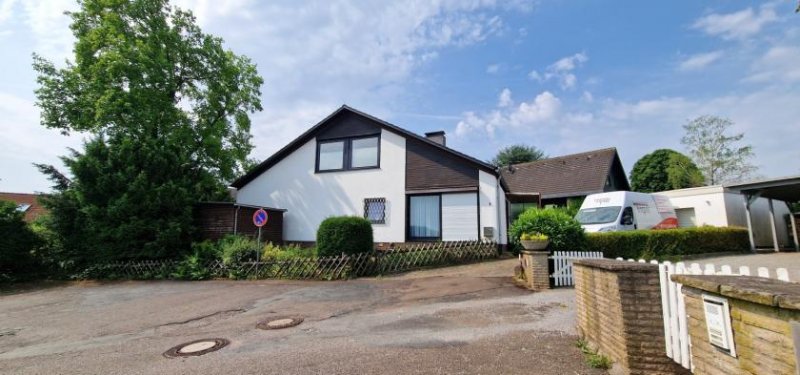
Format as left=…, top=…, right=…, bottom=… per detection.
left=576, top=191, right=678, bottom=233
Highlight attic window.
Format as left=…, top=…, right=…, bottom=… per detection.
left=316, top=135, right=380, bottom=172
left=364, top=198, right=386, bottom=224
left=16, top=204, right=31, bottom=212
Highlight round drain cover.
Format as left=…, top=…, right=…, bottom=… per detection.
left=256, top=316, right=304, bottom=330
left=163, top=338, right=229, bottom=358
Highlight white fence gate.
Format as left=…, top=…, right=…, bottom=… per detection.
left=549, top=251, right=604, bottom=287
left=616, top=257, right=792, bottom=371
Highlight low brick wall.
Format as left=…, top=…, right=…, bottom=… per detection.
left=573, top=259, right=688, bottom=375
left=672, top=274, right=800, bottom=375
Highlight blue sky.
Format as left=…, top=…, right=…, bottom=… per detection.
left=1, top=0, right=799, bottom=193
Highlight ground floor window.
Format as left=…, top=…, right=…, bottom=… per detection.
left=364, top=197, right=386, bottom=224
left=409, top=195, right=440, bottom=240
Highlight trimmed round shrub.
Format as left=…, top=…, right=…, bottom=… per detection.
left=316, top=216, right=373, bottom=257
left=509, top=208, right=586, bottom=252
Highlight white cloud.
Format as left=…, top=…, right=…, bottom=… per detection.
left=497, top=88, right=512, bottom=107
left=581, top=91, right=594, bottom=103
left=528, top=52, right=588, bottom=90
left=746, top=45, right=800, bottom=83
left=692, top=5, right=778, bottom=40
left=678, top=50, right=724, bottom=71
left=0, top=92, right=84, bottom=193
left=551, top=52, right=588, bottom=72
left=455, top=91, right=560, bottom=138
left=486, top=63, right=500, bottom=74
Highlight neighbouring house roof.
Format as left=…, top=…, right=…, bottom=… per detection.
left=231, top=105, right=498, bottom=189
left=500, top=147, right=630, bottom=200
left=0, top=192, right=48, bottom=222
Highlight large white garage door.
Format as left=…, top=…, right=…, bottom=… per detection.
left=441, top=193, right=478, bottom=241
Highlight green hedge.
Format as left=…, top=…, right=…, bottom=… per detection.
left=585, top=226, right=750, bottom=260
left=316, top=216, right=374, bottom=257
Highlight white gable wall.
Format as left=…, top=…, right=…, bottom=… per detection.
left=236, top=129, right=406, bottom=242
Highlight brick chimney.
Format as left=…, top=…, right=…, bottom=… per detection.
left=425, top=131, right=446, bottom=146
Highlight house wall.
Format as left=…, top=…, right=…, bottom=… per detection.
left=236, top=129, right=407, bottom=242
left=479, top=170, right=504, bottom=243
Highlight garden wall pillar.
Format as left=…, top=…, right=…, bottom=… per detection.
left=672, top=274, right=800, bottom=375
left=520, top=250, right=550, bottom=290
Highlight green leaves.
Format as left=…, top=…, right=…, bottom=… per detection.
left=491, top=144, right=546, bottom=167
left=630, top=149, right=704, bottom=193
left=33, top=0, right=263, bottom=262
left=681, top=115, right=755, bottom=185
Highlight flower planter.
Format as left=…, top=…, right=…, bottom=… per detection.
left=520, top=239, right=549, bottom=251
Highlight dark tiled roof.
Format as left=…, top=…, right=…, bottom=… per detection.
left=500, top=148, right=625, bottom=199
left=231, top=105, right=497, bottom=188
left=0, top=192, right=48, bottom=222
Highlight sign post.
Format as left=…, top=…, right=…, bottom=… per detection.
left=252, top=208, right=269, bottom=277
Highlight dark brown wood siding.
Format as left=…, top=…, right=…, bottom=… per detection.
left=406, top=138, right=479, bottom=191
left=195, top=203, right=283, bottom=243
left=316, top=110, right=381, bottom=140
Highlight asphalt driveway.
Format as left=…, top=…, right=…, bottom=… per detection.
left=0, top=259, right=603, bottom=374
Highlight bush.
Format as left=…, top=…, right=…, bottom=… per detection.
left=316, top=216, right=374, bottom=257
left=509, top=208, right=586, bottom=252
left=172, top=240, right=222, bottom=280
left=585, top=226, right=750, bottom=260
left=262, top=242, right=317, bottom=261
left=219, top=235, right=260, bottom=265
left=0, top=200, right=41, bottom=281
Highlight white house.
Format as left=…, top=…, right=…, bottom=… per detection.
left=231, top=106, right=508, bottom=247
left=659, top=185, right=793, bottom=249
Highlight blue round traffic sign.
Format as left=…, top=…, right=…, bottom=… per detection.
left=253, top=208, right=268, bottom=227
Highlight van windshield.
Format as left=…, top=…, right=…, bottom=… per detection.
left=576, top=206, right=622, bottom=225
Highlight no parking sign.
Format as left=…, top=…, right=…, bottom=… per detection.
left=253, top=208, right=268, bottom=227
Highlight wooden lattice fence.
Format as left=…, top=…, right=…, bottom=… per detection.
left=81, top=240, right=498, bottom=280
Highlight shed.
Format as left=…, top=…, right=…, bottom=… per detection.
left=195, top=202, right=285, bottom=243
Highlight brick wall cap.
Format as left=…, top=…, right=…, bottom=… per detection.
left=519, top=250, right=549, bottom=255
left=573, top=258, right=658, bottom=272
left=672, top=274, right=800, bottom=310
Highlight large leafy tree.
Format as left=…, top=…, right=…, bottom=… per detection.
left=681, top=115, right=755, bottom=185
left=630, top=149, right=704, bottom=192
left=491, top=144, right=546, bottom=167
left=33, top=0, right=263, bottom=261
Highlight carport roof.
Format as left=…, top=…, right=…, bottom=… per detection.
left=725, top=175, right=800, bottom=202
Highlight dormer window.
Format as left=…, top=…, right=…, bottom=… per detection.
left=316, top=135, right=380, bottom=172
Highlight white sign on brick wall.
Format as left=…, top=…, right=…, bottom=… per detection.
left=702, top=294, right=736, bottom=357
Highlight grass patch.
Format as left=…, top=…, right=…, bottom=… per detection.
left=575, top=339, right=613, bottom=370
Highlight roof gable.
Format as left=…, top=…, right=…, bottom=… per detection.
left=500, top=148, right=629, bottom=199
left=231, top=105, right=496, bottom=188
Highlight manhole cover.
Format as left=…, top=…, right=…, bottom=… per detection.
left=163, top=338, right=229, bottom=358
left=256, top=316, right=304, bottom=330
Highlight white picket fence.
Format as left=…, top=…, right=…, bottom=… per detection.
left=615, top=257, right=792, bottom=371
left=549, top=251, right=604, bottom=286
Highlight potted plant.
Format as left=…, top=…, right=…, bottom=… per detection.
left=520, top=232, right=549, bottom=251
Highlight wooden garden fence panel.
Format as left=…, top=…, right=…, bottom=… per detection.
left=81, top=240, right=498, bottom=281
